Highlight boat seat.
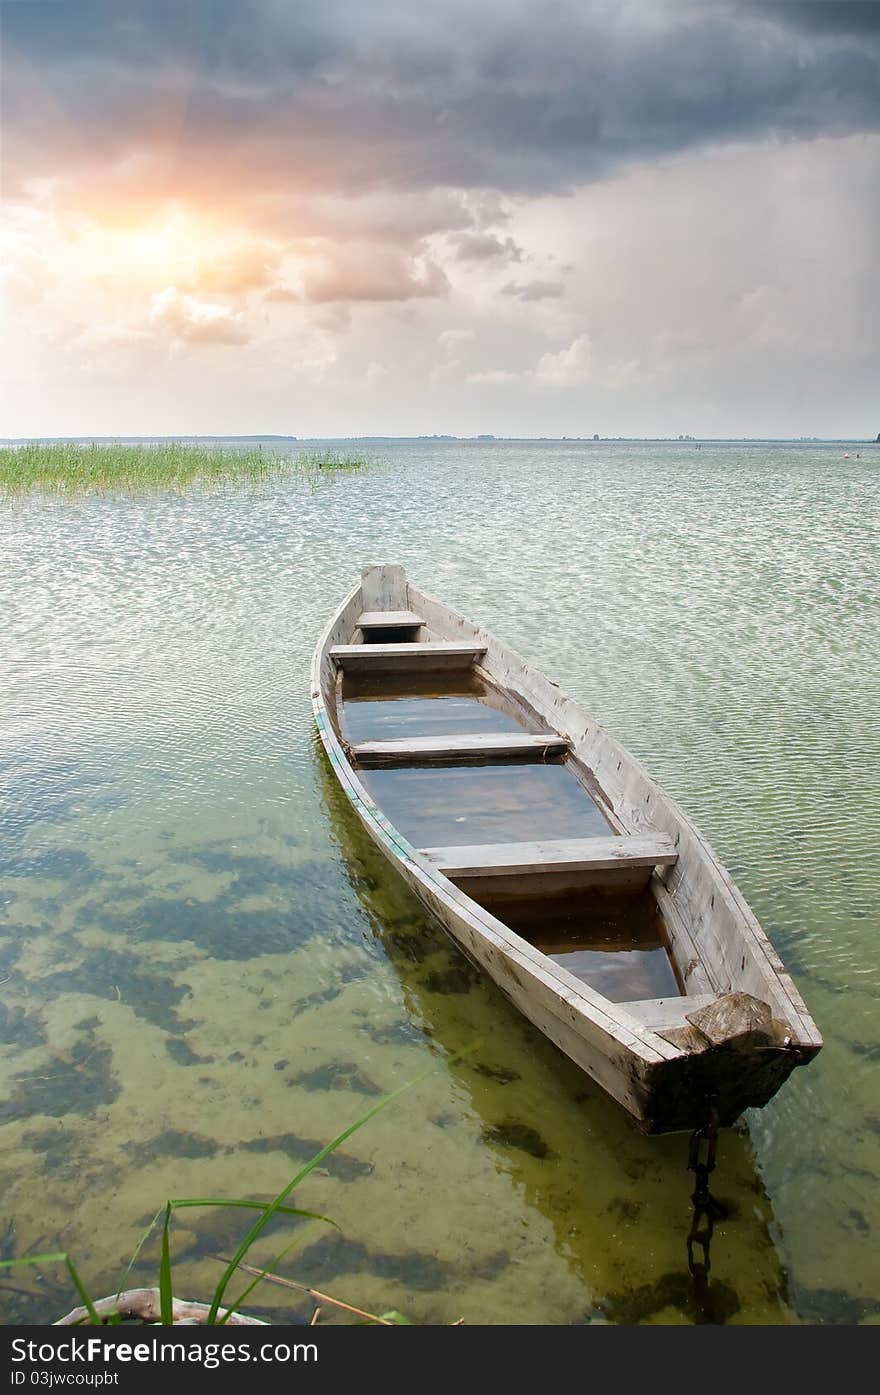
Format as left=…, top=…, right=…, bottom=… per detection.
left=421, top=834, right=678, bottom=878
left=619, top=994, right=716, bottom=1031
left=352, top=732, right=568, bottom=766
left=357, top=610, right=425, bottom=629
left=330, top=641, right=486, bottom=672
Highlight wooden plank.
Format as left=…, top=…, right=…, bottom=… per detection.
left=361, top=564, right=407, bottom=612
left=353, top=732, right=567, bottom=765
left=331, top=641, right=486, bottom=672
left=618, top=993, right=716, bottom=1031
left=357, top=610, right=425, bottom=628
left=653, top=881, right=715, bottom=995
left=422, top=833, right=679, bottom=878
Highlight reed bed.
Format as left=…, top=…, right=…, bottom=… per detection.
left=0, top=442, right=371, bottom=498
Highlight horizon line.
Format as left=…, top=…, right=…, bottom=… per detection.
left=2, top=435, right=877, bottom=445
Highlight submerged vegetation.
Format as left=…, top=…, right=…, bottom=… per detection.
left=0, top=1077, right=429, bottom=1326
left=0, top=442, right=371, bottom=498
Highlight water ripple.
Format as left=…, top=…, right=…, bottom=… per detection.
left=1, top=441, right=878, bottom=1324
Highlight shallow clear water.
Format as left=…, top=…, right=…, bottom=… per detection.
left=0, top=440, right=878, bottom=1325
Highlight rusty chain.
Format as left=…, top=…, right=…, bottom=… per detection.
left=686, top=1095, right=723, bottom=1304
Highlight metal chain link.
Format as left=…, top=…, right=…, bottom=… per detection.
left=686, top=1095, right=723, bottom=1304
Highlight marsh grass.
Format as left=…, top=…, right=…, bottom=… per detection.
left=0, top=442, right=372, bottom=498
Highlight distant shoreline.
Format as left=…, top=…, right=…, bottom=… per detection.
left=1, top=435, right=876, bottom=446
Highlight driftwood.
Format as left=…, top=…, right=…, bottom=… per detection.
left=54, top=1288, right=268, bottom=1326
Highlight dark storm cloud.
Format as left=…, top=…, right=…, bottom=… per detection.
left=747, top=2, right=880, bottom=36
left=3, top=0, right=880, bottom=203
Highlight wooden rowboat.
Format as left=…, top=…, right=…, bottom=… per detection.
left=312, top=565, right=822, bottom=1133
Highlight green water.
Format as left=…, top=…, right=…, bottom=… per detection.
left=1, top=440, right=878, bottom=1325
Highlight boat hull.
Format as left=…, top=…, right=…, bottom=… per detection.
left=312, top=569, right=821, bottom=1134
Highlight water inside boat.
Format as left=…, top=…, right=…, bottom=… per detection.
left=342, top=671, right=526, bottom=743
left=344, top=668, right=681, bottom=1003
left=360, top=762, right=613, bottom=847
left=476, top=885, right=682, bottom=1002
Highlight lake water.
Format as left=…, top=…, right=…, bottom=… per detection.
left=1, top=440, right=878, bottom=1325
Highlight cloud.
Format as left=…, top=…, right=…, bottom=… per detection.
left=6, top=0, right=878, bottom=218
left=185, top=241, right=282, bottom=296
left=149, top=286, right=249, bottom=344
left=734, top=283, right=796, bottom=349
left=431, top=329, right=476, bottom=383
left=454, top=232, right=523, bottom=263
left=438, top=328, right=475, bottom=352
left=502, top=279, right=564, bottom=301
left=263, top=285, right=301, bottom=303
left=299, top=243, right=449, bottom=303
left=468, top=333, right=593, bottom=388
left=277, top=189, right=476, bottom=245
left=365, top=361, right=390, bottom=385
left=0, top=261, right=45, bottom=310
left=534, top=334, right=593, bottom=386
left=1, top=6, right=877, bottom=438
left=746, top=2, right=880, bottom=37
left=466, top=369, right=518, bottom=385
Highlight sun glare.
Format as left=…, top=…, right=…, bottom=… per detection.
left=128, top=211, right=194, bottom=264
left=71, top=206, right=214, bottom=286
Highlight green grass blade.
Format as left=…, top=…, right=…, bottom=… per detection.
left=0, top=1252, right=70, bottom=1269
left=0, top=1253, right=100, bottom=1325
left=219, top=1207, right=352, bottom=1324
left=111, top=1201, right=319, bottom=1315
left=64, top=1258, right=102, bottom=1325
left=117, top=1207, right=165, bottom=1302
left=218, top=1229, right=308, bottom=1325
left=158, top=1203, right=173, bottom=1325
left=206, top=1065, right=435, bottom=1324
left=166, top=1199, right=332, bottom=1224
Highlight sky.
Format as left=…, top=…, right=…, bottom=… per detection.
left=1, top=0, right=878, bottom=439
